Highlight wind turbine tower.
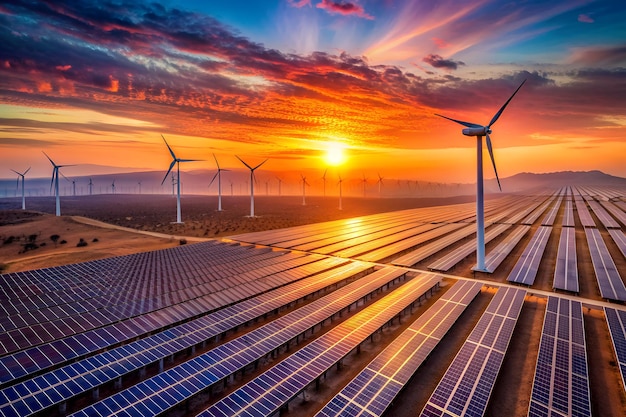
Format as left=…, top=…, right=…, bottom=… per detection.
left=435, top=79, right=525, bottom=272
left=161, top=135, right=202, bottom=223
left=10, top=167, right=30, bottom=210
left=209, top=154, right=228, bottom=211
left=236, top=156, right=267, bottom=217
left=111, top=180, right=116, bottom=194
left=377, top=173, right=384, bottom=198
left=88, top=178, right=93, bottom=195
left=321, top=169, right=328, bottom=197
left=276, top=177, right=283, bottom=196
left=43, top=152, right=74, bottom=216
left=361, top=174, right=368, bottom=198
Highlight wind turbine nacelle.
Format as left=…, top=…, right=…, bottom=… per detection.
left=462, top=127, right=489, bottom=136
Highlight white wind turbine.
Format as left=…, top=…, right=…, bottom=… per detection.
left=209, top=154, right=228, bottom=211
left=236, top=156, right=267, bottom=217
left=436, top=79, right=525, bottom=272
left=43, top=152, right=74, bottom=216
left=300, top=174, right=310, bottom=205
left=161, top=135, right=202, bottom=223
left=10, top=167, right=30, bottom=210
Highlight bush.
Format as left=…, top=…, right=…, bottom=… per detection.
left=92, top=238, right=99, bottom=242
left=39, top=242, right=46, bottom=247
left=60, top=240, right=67, bottom=245
left=3, top=236, right=15, bottom=245
left=21, top=242, right=39, bottom=253
left=179, top=238, right=187, bottom=245
left=28, top=234, right=38, bottom=243
left=77, top=238, right=88, bottom=248
left=50, top=234, right=60, bottom=246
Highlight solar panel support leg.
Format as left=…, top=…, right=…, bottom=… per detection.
left=114, top=377, right=122, bottom=389
left=92, top=388, right=99, bottom=400
left=59, top=402, right=67, bottom=414
left=159, top=358, right=164, bottom=373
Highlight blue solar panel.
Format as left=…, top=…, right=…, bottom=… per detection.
left=198, top=273, right=442, bottom=417
left=420, top=287, right=526, bottom=417
left=529, top=297, right=591, bottom=417
left=315, top=280, right=482, bottom=417
left=507, top=226, right=552, bottom=286
left=585, top=228, right=626, bottom=301
left=604, top=307, right=626, bottom=392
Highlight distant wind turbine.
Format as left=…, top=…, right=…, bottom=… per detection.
left=435, top=79, right=525, bottom=272
left=338, top=174, right=344, bottom=210
left=88, top=178, right=93, bottom=195
left=300, top=174, right=310, bottom=205
left=138, top=181, right=142, bottom=194
left=10, top=167, right=30, bottom=210
left=321, top=169, right=328, bottom=197
left=43, top=152, right=74, bottom=216
left=377, top=173, right=384, bottom=197
left=161, top=134, right=202, bottom=223
left=236, top=155, right=267, bottom=217
left=276, top=177, right=283, bottom=196
left=111, top=180, right=116, bottom=194
left=209, top=154, right=228, bottom=211
left=361, top=174, right=368, bottom=198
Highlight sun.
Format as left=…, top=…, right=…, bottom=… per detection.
left=324, top=142, right=346, bottom=166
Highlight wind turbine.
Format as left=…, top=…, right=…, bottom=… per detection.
left=236, top=156, right=267, bottom=217
left=321, top=169, right=328, bottom=197
left=300, top=174, right=310, bottom=205
left=43, top=152, right=74, bottom=216
left=276, top=177, right=283, bottom=196
left=209, top=154, right=228, bottom=211
left=161, top=135, right=202, bottom=223
left=111, top=180, right=116, bottom=194
left=338, top=174, right=344, bottom=210
left=361, top=174, right=368, bottom=198
left=10, top=167, right=30, bottom=210
left=435, top=79, right=525, bottom=272
left=138, top=181, right=142, bottom=194
left=88, top=178, right=93, bottom=195
left=377, top=173, right=384, bottom=197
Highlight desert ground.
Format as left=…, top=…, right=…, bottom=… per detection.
left=1, top=191, right=625, bottom=416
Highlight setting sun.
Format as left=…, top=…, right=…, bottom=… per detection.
left=324, top=142, right=346, bottom=166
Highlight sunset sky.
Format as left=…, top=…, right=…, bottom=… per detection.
left=1, top=0, right=625, bottom=183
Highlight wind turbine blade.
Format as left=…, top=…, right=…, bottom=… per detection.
left=212, top=153, right=220, bottom=169
left=209, top=172, right=219, bottom=187
left=435, top=114, right=483, bottom=129
left=10, top=169, right=20, bottom=176
left=236, top=155, right=252, bottom=170
left=487, top=79, right=526, bottom=128
left=178, top=158, right=202, bottom=163
left=42, top=151, right=57, bottom=167
left=162, top=135, right=177, bottom=160
left=161, top=160, right=176, bottom=185
left=24, top=167, right=31, bottom=175
left=50, top=168, right=56, bottom=192
left=61, top=172, right=70, bottom=182
left=252, top=159, right=268, bottom=170
left=322, top=168, right=327, bottom=179
left=485, top=133, right=502, bottom=191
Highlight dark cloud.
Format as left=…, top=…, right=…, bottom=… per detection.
left=422, top=54, right=465, bottom=71
left=570, top=45, right=626, bottom=66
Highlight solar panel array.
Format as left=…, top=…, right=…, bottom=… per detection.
left=507, top=226, right=552, bottom=286
left=198, top=272, right=442, bottom=417
left=315, top=280, right=482, bottom=417
left=528, top=297, right=591, bottom=417
left=585, top=228, right=626, bottom=301
left=553, top=226, right=579, bottom=293
left=604, top=307, right=626, bottom=392
left=472, top=225, right=530, bottom=273
left=574, top=194, right=596, bottom=228
left=420, top=287, right=526, bottom=417
left=0, top=261, right=374, bottom=417
left=70, top=267, right=418, bottom=417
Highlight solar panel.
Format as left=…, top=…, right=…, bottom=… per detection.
left=563, top=200, right=575, bottom=227
left=541, top=195, right=563, bottom=226
left=199, top=272, right=442, bottom=417
left=420, top=287, right=526, bottom=417
left=608, top=229, right=626, bottom=260
left=601, top=201, right=626, bottom=229
left=587, top=200, right=621, bottom=229
left=507, top=226, right=552, bottom=286
left=553, top=226, right=578, bottom=293
left=574, top=197, right=596, bottom=228
left=472, top=225, right=530, bottom=273
left=585, top=228, right=626, bottom=301
left=604, top=307, right=626, bottom=392
left=315, top=280, right=482, bottom=417
left=428, top=224, right=512, bottom=272
left=69, top=267, right=420, bottom=417
left=528, top=297, right=591, bottom=417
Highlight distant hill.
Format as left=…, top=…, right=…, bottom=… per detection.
left=499, top=170, right=626, bottom=192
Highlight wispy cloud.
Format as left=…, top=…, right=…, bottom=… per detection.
left=577, top=13, right=594, bottom=23
left=315, top=0, right=373, bottom=20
